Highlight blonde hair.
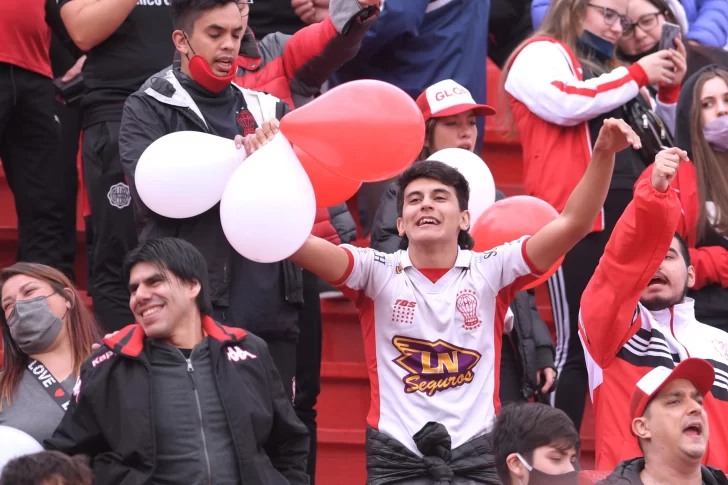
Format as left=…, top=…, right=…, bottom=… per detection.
left=499, top=0, right=617, bottom=136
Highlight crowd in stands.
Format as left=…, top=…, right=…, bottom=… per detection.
left=1, top=0, right=728, bottom=484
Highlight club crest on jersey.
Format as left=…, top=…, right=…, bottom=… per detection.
left=456, top=289, right=481, bottom=330
left=391, top=298, right=416, bottom=324
left=392, top=336, right=481, bottom=397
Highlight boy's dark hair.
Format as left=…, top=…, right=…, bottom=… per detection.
left=673, top=232, right=692, bottom=267
left=493, top=403, right=580, bottom=485
left=170, top=0, right=239, bottom=31
left=395, top=160, right=475, bottom=250
left=123, top=238, right=213, bottom=315
left=0, top=451, right=93, bottom=485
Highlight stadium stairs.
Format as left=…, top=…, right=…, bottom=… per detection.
left=0, top=59, right=600, bottom=483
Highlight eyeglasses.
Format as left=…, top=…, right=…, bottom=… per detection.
left=587, top=3, right=632, bottom=30
left=237, top=0, right=253, bottom=17
left=621, top=11, right=664, bottom=38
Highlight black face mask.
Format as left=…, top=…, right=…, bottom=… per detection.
left=517, top=454, right=579, bottom=485
left=579, top=29, right=615, bottom=61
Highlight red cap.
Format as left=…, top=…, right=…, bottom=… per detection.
left=416, top=79, right=495, bottom=121
left=629, top=358, right=715, bottom=420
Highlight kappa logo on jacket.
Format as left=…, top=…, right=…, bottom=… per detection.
left=92, top=350, right=115, bottom=367
left=227, top=346, right=258, bottom=362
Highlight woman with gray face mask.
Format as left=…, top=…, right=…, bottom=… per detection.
left=0, top=263, right=100, bottom=443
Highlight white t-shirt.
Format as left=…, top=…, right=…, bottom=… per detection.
left=337, top=237, right=539, bottom=455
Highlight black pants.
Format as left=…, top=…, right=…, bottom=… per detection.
left=499, top=334, right=526, bottom=405
left=267, top=340, right=298, bottom=403
left=548, top=189, right=633, bottom=431
left=83, top=120, right=137, bottom=331
left=295, top=270, right=322, bottom=484
left=55, top=99, right=82, bottom=280
left=0, top=63, right=72, bottom=277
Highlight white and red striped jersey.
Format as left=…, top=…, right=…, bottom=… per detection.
left=336, top=238, right=539, bottom=455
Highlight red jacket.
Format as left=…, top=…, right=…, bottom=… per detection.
left=638, top=162, right=728, bottom=289
left=504, top=36, right=677, bottom=232
left=234, top=0, right=377, bottom=109
left=233, top=0, right=376, bottom=239
left=580, top=179, right=728, bottom=471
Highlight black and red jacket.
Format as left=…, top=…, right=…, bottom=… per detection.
left=45, top=317, right=310, bottom=485
left=234, top=0, right=378, bottom=110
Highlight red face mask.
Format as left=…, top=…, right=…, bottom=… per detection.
left=184, top=33, right=236, bottom=93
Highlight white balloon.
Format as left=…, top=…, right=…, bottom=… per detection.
left=428, top=148, right=496, bottom=221
left=0, top=426, right=43, bottom=473
left=135, top=131, right=247, bottom=219
left=220, top=133, right=316, bottom=263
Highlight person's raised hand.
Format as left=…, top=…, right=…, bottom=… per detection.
left=637, top=50, right=677, bottom=86
left=593, top=118, right=642, bottom=155
left=651, top=147, right=688, bottom=193
left=242, top=118, right=280, bottom=155
left=358, top=0, right=379, bottom=6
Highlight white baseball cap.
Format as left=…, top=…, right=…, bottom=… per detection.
left=629, top=358, right=715, bottom=420
left=416, top=79, right=495, bottom=121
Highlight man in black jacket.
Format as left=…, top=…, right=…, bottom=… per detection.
left=119, top=0, right=303, bottom=402
left=45, top=237, right=309, bottom=485
left=597, top=358, right=727, bottom=485
left=371, top=184, right=557, bottom=404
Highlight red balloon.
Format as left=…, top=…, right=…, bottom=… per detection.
left=471, top=196, right=564, bottom=290
left=295, top=146, right=362, bottom=208
left=280, top=80, right=424, bottom=182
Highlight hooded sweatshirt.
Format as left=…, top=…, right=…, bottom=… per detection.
left=674, top=64, right=728, bottom=331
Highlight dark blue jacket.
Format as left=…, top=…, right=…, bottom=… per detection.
left=330, top=0, right=490, bottom=150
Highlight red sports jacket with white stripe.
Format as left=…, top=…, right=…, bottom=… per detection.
left=503, top=36, right=678, bottom=232
left=579, top=179, right=728, bottom=471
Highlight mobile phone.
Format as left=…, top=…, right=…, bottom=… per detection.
left=659, top=22, right=681, bottom=51
left=53, top=75, right=85, bottom=104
